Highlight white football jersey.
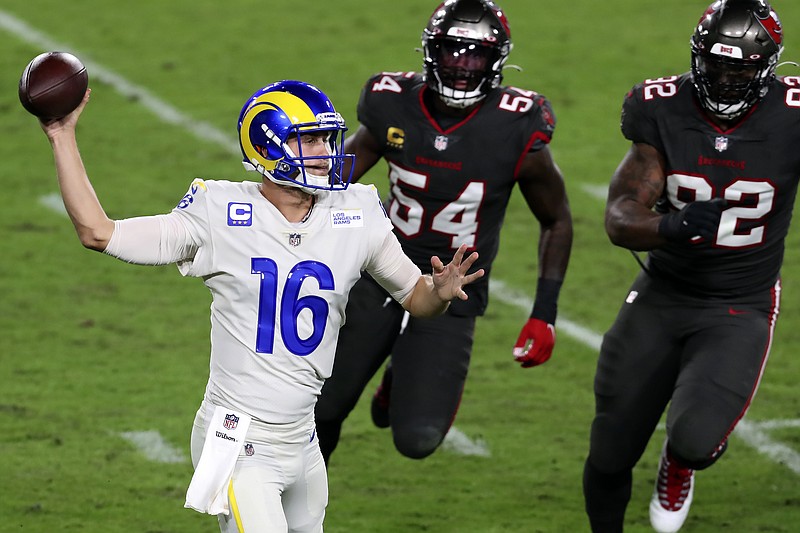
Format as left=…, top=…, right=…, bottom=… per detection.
left=168, top=178, right=416, bottom=423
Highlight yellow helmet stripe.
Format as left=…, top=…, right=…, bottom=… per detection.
left=239, top=92, right=319, bottom=172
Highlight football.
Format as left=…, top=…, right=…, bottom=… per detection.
left=19, top=51, right=88, bottom=120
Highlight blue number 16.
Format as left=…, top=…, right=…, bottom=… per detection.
left=251, top=258, right=335, bottom=356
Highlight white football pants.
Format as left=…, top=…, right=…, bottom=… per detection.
left=191, top=401, right=328, bottom=533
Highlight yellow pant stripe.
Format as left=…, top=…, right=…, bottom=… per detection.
left=227, top=479, right=244, bottom=533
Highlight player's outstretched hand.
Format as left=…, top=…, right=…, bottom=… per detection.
left=39, top=88, right=91, bottom=140
left=513, top=318, right=556, bottom=368
left=431, top=244, right=484, bottom=302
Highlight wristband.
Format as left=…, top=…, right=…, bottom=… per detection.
left=531, top=277, right=562, bottom=324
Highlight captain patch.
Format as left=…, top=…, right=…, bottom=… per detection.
left=331, top=209, right=364, bottom=228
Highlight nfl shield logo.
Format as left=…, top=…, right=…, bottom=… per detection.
left=289, top=233, right=301, bottom=247
left=244, top=443, right=255, bottom=456
left=223, top=413, right=239, bottom=430
left=434, top=135, right=449, bottom=151
left=714, top=136, right=728, bottom=152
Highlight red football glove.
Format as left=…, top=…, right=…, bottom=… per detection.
left=513, top=318, right=556, bottom=368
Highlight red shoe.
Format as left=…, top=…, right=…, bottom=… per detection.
left=649, top=441, right=695, bottom=533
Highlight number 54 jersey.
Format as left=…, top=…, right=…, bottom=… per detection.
left=357, top=72, right=556, bottom=315
left=622, top=73, right=800, bottom=297
left=172, top=179, right=413, bottom=424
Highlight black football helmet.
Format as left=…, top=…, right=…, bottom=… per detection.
left=422, top=0, right=512, bottom=108
left=691, top=0, right=783, bottom=120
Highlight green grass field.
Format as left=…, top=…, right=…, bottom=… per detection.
left=3, top=1, right=800, bottom=531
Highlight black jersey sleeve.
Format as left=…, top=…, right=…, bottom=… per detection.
left=620, top=83, right=663, bottom=151
left=527, top=93, right=556, bottom=152
left=354, top=74, right=383, bottom=148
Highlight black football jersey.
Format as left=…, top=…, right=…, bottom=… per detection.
left=357, top=72, right=556, bottom=315
left=622, top=73, right=800, bottom=297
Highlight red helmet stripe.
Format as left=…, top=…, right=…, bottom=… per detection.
left=758, top=9, right=783, bottom=45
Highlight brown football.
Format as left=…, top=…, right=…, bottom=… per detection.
left=19, top=51, right=88, bottom=120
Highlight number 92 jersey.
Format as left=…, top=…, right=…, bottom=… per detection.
left=622, top=73, right=800, bottom=297
left=358, top=71, right=556, bottom=316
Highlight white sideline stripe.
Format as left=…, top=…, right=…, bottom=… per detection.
left=489, top=279, right=603, bottom=350
left=119, top=430, right=187, bottom=464
left=6, top=9, right=797, bottom=468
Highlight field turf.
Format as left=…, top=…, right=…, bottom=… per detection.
left=2, top=1, right=800, bottom=532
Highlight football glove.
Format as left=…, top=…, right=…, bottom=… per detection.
left=513, top=318, right=556, bottom=368
left=658, top=198, right=728, bottom=242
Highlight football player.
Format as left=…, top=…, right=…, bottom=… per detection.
left=582, top=1, right=794, bottom=532
left=315, top=0, right=573, bottom=462
left=35, top=80, right=483, bottom=533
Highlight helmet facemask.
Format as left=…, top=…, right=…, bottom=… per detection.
left=422, top=0, right=512, bottom=109
left=423, top=36, right=508, bottom=108
left=691, top=45, right=779, bottom=119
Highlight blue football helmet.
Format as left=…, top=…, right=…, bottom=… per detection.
left=237, top=80, right=354, bottom=193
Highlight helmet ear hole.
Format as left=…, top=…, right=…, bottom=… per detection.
left=422, top=0, right=512, bottom=108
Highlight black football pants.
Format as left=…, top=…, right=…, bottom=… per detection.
left=315, top=275, right=476, bottom=462
left=583, top=272, right=779, bottom=531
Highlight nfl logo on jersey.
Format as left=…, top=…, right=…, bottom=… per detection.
left=223, top=413, right=239, bottom=430
left=434, top=135, right=448, bottom=151
left=714, top=136, right=728, bottom=152
left=289, top=233, right=302, bottom=247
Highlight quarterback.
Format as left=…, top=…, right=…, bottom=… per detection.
left=34, top=80, right=483, bottom=533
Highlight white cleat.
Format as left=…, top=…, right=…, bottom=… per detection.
left=649, top=441, right=695, bottom=533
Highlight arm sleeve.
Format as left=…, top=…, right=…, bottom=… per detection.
left=103, top=213, right=197, bottom=265
left=367, top=231, right=422, bottom=305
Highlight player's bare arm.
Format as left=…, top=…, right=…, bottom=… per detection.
left=342, top=125, right=383, bottom=183
left=40, top=89, right=115, bottom=251
left=512, top=146, right=572, bottom=367
left=516, top=146, right=572, bottom=281
left=604, top=142, right=668, bottom=251
left=402, top=244, right=484, bottom=318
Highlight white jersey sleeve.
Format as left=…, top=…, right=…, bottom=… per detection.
left=169, top=178, right=216, bottom=277
left=103, top=213, right=198, bottom=265
left=366, top=231, right=421, bottom=305
left=354, top=184, right=421, bottom=305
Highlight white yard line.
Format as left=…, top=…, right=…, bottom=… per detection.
left=5, top=8, right=797, bottom=466
left=733, top=419, right=800, bottom=474
left=442, top=427, right=491, bottom=457
left=118, top=430, right=187, bottom=464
